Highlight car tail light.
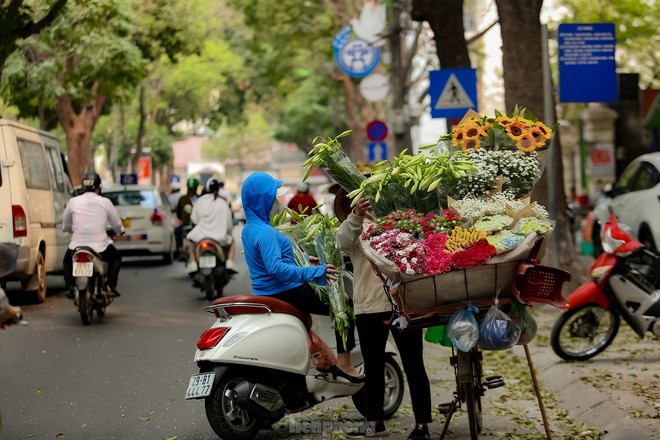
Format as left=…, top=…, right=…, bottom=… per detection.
left=197, top=327, right=230, bottom=349
left=150, top=209, right=163, bottom=225
left=12, top=205, right=27, bottom=237
left=73, top=253, right=92, bottom=263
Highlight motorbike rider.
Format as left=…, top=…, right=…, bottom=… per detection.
left=336, top=192, right=432, bottom=440
left=185, top=178, right=238, bottom=274
left=175, top=177, right=199, bottom=260
left=62, top=172, right=125, bottom=298
left=240, top=172, right=363, bottom=382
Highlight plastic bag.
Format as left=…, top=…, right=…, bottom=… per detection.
left=447, top=304, right=479, bottom=352
left=508, top=302, right=538, bottom=345
left=425, top=325, right=452, bottom=347
left=478, top=304, right=521, bottom=350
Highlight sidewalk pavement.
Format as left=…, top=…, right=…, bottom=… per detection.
left=531, top=305, right=659, bottom=440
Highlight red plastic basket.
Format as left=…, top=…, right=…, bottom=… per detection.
left=512, top=263, right=571, bottom=307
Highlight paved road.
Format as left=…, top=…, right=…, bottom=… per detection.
left=1, top=229, right=658, bottom=439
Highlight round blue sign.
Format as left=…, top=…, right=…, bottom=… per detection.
left=334, top=38, right=380, bottom=78
left=366, top=120, right=388, bottom=142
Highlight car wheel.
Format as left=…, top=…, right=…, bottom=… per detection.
left=22, top=251, right=47, bottom=304
left=162, top=234, right=174, bottom=265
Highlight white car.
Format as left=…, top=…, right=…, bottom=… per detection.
left=592, top=152, right=660, bottom=255
left=102, top=185, right=176, bottom=264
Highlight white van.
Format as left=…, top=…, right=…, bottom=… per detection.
left=0, top=119, right=73, bottom=302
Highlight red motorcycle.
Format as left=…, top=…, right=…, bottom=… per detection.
left=551, top=209, right=660, bottom=361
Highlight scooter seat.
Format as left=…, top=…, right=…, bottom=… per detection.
left=212, top=295, right=313, bottom=331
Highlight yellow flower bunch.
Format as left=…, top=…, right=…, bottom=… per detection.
left=443, top=106, right=555, bottom=154
left=444, top=226, right=488, bottom=253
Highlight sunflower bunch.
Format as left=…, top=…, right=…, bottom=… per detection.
left=436, top=106, right=557, bottom=155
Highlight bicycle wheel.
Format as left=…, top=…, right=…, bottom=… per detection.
left=457, top=350, right=482, bottom=439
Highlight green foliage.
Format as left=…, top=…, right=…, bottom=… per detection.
left=156, top=39, right=246, bottom=129
left=555, top=0, right=659, bottom=88
left=273, top=74, right=343, bottom=147
left=2, top=0, right=147, bottom=117
left=227, top=0, right=343, bottom=147
left=202, top=110, right=271, bottom=161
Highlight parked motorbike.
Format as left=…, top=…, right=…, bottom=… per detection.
left=185, top=273, right=405, bottom=440
left=193, top=238, right=233, bottom=301
left=71, top=247, right=115, bottom=325
left=551, top=209, right=660, bottom=361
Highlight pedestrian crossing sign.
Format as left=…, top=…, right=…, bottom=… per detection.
left=429, top=69, right=478, bottom=118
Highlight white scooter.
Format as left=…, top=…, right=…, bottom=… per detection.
left=185, top=272, right=405, bottom=440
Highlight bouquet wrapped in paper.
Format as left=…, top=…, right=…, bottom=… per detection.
left=273, top=209, right=354, bottom=349
left=303, top=131, right=365, bottom=193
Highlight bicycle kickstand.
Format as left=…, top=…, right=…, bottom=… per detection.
left=438, top=399, right=459, bottom=440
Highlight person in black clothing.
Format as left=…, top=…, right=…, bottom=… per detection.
left=336, top=191, right=432, bottom=440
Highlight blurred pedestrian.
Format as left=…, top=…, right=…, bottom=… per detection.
left=175, top=177, right=199, bottom=260
left=218, top=180, right=233, bottom=204
left=287, top=182, right=317, bottom=216
left=0, top=290, right=22, bottom=330
left=167, top=179, right=182, bottom=211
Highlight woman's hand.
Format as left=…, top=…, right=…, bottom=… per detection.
left=309, top=256, right=320, bottom=267
left=353, top=198, right=371, bottom=217
left=325, top=264, right=338, bottom=283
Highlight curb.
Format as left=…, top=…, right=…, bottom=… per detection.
left=531, top=344, right=657, bottom=439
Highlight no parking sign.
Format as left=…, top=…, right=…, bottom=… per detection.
left=366, top=120, right=388, bottom=142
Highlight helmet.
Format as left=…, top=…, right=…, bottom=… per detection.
left=81, top=172, right=101, bottom=192
left=296, top=182, right=309, bottom=193
left=205, top=178, right=221, bottom=194
left=186, top=177, right=199, bottom=189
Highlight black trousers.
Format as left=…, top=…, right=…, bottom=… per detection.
left=356, top=312, right=432, bottom=424
left=63, top=245, right=122, bottom=291
left=270, top=283, right=356, bottom=353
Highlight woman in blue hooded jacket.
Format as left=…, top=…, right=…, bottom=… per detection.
left=241, top=172, right=362, bottom=381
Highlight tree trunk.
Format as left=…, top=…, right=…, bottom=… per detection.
left=411, top=0, right=471, bottom=68
left=132, top=85, right=147, bottom=172
left=496, top=0, right=583, bottom=276
left=56, top=82, right=106, bottom=185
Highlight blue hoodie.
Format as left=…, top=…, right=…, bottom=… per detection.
left=241, top=173, right=327, bottom=295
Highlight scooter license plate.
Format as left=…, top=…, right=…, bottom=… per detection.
left=185, top=372, right=215, bottom=399
left=72, top=262, right=93, bottom=277
left=199, top=255, right=216, bottom=269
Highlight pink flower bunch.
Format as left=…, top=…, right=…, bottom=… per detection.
left=370, top=229, right=426, bottom=275
left=424, top=233, right=453, bottom=274
left=362, top=209, right=462, bottom=240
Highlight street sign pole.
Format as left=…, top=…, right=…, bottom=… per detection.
left=542, top=24, right=559, bottom=267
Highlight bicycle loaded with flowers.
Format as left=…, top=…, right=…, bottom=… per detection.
left=303, top=106, right=571, bottom=352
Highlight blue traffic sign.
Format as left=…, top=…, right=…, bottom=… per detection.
left=429, top=69, right=478, bottom=119
left=334, top=37, right=380, bottom=78
left=120, top=173, right=138, bottom=185
left=558, top=23, right=617, bottom=103
left=368, top=142, right=387, bottom=162
left=366, top=120, right=388, bottom=142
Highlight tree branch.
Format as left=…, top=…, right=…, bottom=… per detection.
left=18, top=0, right=68, bottom=39
left=402, top=23, right=424, bottom=84
left=466, top=18, right=499, bottom=46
